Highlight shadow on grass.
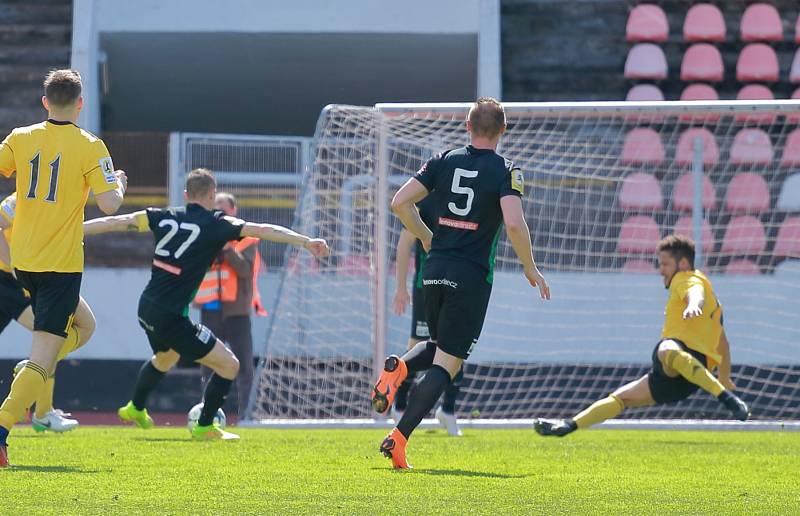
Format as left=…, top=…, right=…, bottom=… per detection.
left=649, top=440, right=730, bottom=447
left=7, top=465, right=100, bottom=473
left=131, top=437, right=190, bottom=443
left=372, top=467, right=529, bottom=479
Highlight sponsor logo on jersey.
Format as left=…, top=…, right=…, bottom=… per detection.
left=438, top=217, right=479, bottom=231
left=423, top=278, right=458, bottom=289
left=196, top=324, right=214, bottom=345
left=415, top=321, right=430, bottom=338
left=99, top=157, right=115, bottom=184
left=511, top=168, right=524, bottom=194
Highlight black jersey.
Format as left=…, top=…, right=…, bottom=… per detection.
left=414, top=145, right=523, bottom=282
left=141, top=203, right=244, bottom=315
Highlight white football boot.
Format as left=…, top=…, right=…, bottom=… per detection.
left=435, top=406, right=462, bottom=437
left=32, top=409, right=80, bottom=433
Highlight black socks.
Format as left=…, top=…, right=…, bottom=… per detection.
left=199, top=374, right=233, bottom=426
left=397, top=365, right=451, bottom=439
left=132, top=361, right=166, bottom=411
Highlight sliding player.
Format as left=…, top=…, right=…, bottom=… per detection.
left=83, top=168, right=329, bottom=440
left=534, top=234, right=749, bottom=438
left=374, top=97, right=550, bottom=468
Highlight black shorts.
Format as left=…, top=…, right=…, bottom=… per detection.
left=410, top=285, right=430, bottom=340
left=423, top=258, right=492, bottom=360
left=648, top=339, right=709, bottom=405
left=138, top=296, right=217, bottom=361
left=0, top=271, right=31, bottom=332
left=14, top=270, right=80, bottom=338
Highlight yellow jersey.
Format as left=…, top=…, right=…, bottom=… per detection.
left=0, top=193, right=16, bottom=273
left=661, top=270, right=723, bottom=369
left=0, top=120, right=117, bottom=272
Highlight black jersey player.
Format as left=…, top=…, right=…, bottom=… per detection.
left=373, top=98, right=550, bottom=468
left=84, top=168, right=329, bottom=440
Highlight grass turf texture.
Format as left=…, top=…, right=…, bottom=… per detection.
left=2, top=427, right=798, bottom=514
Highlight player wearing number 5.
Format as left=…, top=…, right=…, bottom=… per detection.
left=84, top=169, right=329, bottom=440
left=0, top=70, right=126, bottom=467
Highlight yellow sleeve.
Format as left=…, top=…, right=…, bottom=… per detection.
left=0, top=132, right=16, bottom=178
left=135, top=211, right=150, bottom=232
left=673, top=274, right=703, bottom=301
left=84, top=139, right=117, bottom=195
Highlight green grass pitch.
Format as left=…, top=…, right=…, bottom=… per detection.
left=2, top=426, right=799, bottom=514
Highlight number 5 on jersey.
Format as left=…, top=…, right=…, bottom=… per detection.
left=449, top=168, right=478, bottom=216
left=155, top=219, right=201, bottom=259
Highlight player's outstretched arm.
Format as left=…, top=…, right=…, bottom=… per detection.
left=717, top=328, right=735, bottom=390
left=393, top=228, right=416, bottom=315
left=95, top=170, right=128, bottom=215
left=240, top=222, right=330, bottom=258
left=682, top=284, right=705, bottom=319
left=500, top=195, right=550, bottom=300
left=84, top=210, right=148, bottom=235
left=391, top=178, right=433, bottom=251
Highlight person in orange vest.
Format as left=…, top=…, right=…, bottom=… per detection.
left=194, top=192, right=266, bottom=419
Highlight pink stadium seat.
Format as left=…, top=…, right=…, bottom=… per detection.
left=621, top=128, right=665, bottom=165
left=740, top=3, right=783, bottom=42
left=734, top=84, right=776, bottom=125
left=729, top=128, right=773, bottom=166
left=672, top=172, right=718, bottom=211
left=725, top=172, right=770, bottom=214
left=625, top=44, right=668, bottom=80
left=721, top=215, right=767, bottom=254
left=725, top=259, right=761, bottom=275
left=681, top=44, right=724, bottom=82
left=684, top=3, right=726, bottom=42
left=626, top=4, right=669, bottom=42
left=736, top=44, right=779, bottom=82
left=617, top=216, right=661, bottom=254
left=790, top=49, right=800, bottom=84
left=673, top=216, right=714, bottom=253
left=780, top=129, right=800, bottom=168
left=622, top=259, right=657, bottom=274
left=675, top=128, right=719, bottom=168
left=679, top=84, right=720, bottom=123
left=774, top=217, right=800, bottom=257
left=619, top=172, right=663, bottom=211
left=626, top=84, right=664, bottom=101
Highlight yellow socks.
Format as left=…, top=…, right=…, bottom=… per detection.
left=663, top=349, right=725, bottom=397
left=573, top=394, right=625, bottom=429
left=56, top=326, right=81, bottom=362
left=34, top=374, right=56, bottom=419
left=0, top=361, right=48, bottom=430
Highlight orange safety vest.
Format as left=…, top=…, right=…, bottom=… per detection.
left=194, top=237, right=267, bottom=316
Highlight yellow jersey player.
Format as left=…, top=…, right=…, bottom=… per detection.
left=534, top=234, right=750, bottom=438
left=0, top=69, right=127, bottom=467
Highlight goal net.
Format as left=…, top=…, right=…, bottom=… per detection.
left=246, top=101, right=800, bottom=423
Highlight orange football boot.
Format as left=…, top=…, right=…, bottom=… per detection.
left=371, top=355, right=408, bottom=414
left=380, top=427, right=411, bottom=469
left=0, top=444, right=8, bottom=468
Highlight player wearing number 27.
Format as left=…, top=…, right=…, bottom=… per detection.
left=374, top=97, right=551, bottom=468
left=0, top=69, right=127, bottom=467
left=83, top=168, right=329, bottom=440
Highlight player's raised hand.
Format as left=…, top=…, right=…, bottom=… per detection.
left=115, top=170, right=128, bottom=192
left=304, top=238, right=330, bottom=258
left=393, top=289, right=410, bottom=315
left=524, top=265, right=550, bottom=300
left=682, top=304, right=702, bottom=320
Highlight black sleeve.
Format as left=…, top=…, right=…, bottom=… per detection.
left=145, top=207, right=164, bottom=232
left=216, top=214, right=245, bottom=242
left=414, top=153, right=444, bottom=192
left=500, top=161, right=524, bottom=199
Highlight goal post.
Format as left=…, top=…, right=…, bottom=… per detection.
left=244, top=100, right=800, bottom=426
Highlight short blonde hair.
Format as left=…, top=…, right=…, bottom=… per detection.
left=185, top=168, right=216, bottom=199
left=468, top=97, right=506, bottom=138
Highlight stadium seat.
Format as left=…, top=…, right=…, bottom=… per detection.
left=621, top=128, right=665, bottom=165
left=683, top=3, right=726, bottom=42
left=740, top=3, right=783, bottom=42
left=774, top=217, right=800, bottom=257
left=618, top=172, right=663, bottom=211
left=675, top=128, right=719, bottom=168
left=672, top=172, right=718, bottom=211
left=734, top=85, right=776, bottom=124
left=790, top=49, right=800, bottom=84
left=777, top=173, right=800, bottom=211
left=626, top=4, right=669, bottom=42
left=774, top=259, right=800, bottom=275
left=622, top=259, right=657, bottom=274
left=736, top=44, right=779, bottom=82
left=725, top=259, right=761, bottom=275
left=625, top=44, right=668, bottom=80
left=617, top=216, right=660, bottom=254
left=673, top=216, right=714, bottom=253
left=721, top=215, right=767, bottom=254
left=725, top=172, right=770, bottom=214
left=779, top=130, right=800, bottom=168
left=681, top=44, right=724, bottom=82
left=626, top=84, right=664, bottom=101
left=729, top=128, right=773, bottom=166
left=679, top=84, right=720, bottom=123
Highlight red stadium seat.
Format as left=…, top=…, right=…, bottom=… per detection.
left=681, top=44, right=724, bottom=82
left=684, top=3, right=726, bottom=42
left=626, top=84, right=664, bottom=101
left=618, top=172, right=663, bottom=211
left=729, top=128, right=773, bottom=166
left=725, top=259, right=761, bottom=275
left=621, top=128, right=665, bottom=165
left=791, top=49, right=800, bottom=84
left=777, top=173, right=800, bottom=211
left=675, top=128, right=719, bottom=168
left=734, top=84, right=776, bottom=124
left=625, top=44, right=668, bottom=80
left=622, top=259, right=657, bottom=274
left=721, top=216, right=767, bottom=254
left=740, top=3, right=783, bottom=42
left=672, top=172, right=718, bottom=211
left=673, top=216, right=714, bottom=253
left=679, top=84, right=720, bottom=123
left=736, top=44, right=779, bottom=82
left=725, top=172, right=770, bottom=214
left=617, top=216, right=661, bottom=254
left=779, top=129, right=800, bottom=168
left=774, top=217, right=800, bottom=257
left=626, top=4, right=669, bottom=42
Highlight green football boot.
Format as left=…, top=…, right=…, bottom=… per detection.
left=191, top=423, right=239, bottom=441
left=118, top=401, right=154, bottom=429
